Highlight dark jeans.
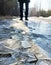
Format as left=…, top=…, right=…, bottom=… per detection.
left=19, top=2, right=29, bottom=19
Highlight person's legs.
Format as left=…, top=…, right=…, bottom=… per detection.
left=25, top=3, right=29, bottom=20
left=19, top=2, right=23, bottom=20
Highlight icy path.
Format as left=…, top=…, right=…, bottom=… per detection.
left=0, top=17, right=51, bottom=65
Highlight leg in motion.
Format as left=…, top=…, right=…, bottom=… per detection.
left=19, top=2, right=23, bottom=20
left=25, top=3, right=29, bottom=20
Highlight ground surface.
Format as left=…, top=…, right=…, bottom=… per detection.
left=0, top=16, right=51, bottom=65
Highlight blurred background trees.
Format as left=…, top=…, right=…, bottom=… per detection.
left=29, top=9, right=51, bottom=17
left=0, top=0, right=51, bottom=17
left=0, top=0, right=19, bottom=16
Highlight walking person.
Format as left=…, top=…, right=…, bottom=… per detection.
left=18, top=0, right=30, bottom=20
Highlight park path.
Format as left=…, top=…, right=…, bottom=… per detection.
left=0, top=16, right=51, bottom=65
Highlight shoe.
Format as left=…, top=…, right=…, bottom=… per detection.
left=20, top=18, right=23, bottom=20
left=25, top=18, right=28, bottom=20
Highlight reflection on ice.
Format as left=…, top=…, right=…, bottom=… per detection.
left=28, top=21, right=51, bottom=35
left=27, top=20, right=51, bottom=57
left=39, top=22, right=51, bottom=35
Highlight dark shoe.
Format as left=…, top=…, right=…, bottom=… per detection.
left=25, top=18, right=28, bottom=20
left=20, top=18, right=23, bottom=20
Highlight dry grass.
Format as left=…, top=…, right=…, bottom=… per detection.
left=0, top=16, right=17, bottom=20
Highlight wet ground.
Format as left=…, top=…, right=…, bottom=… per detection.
left=0, top=17, right=51, bottom=65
